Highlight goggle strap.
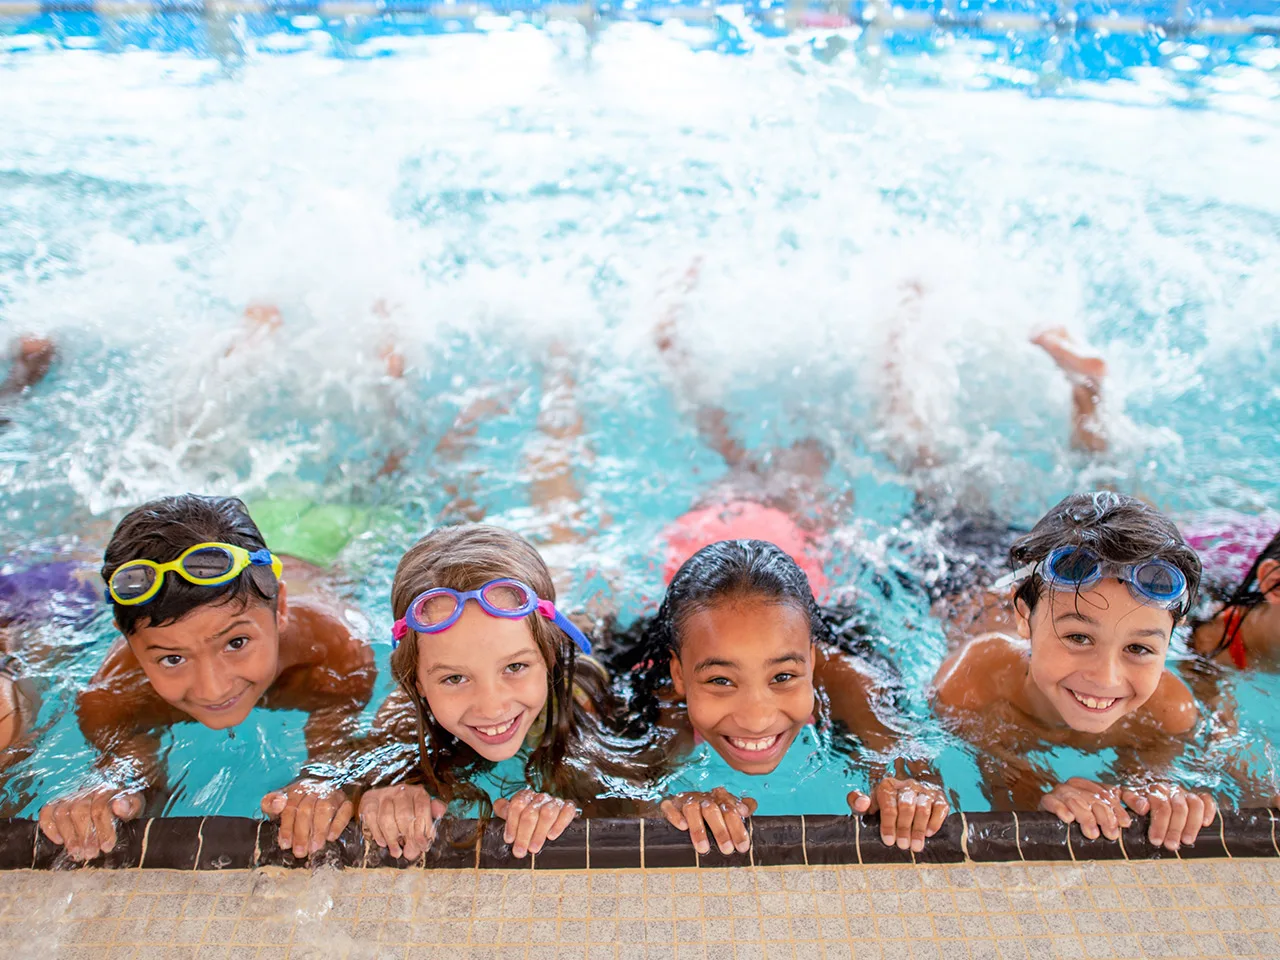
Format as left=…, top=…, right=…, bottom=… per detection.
left=538, top=599, right=592, bottom=655
left=991, top=563, right=1035, bottom=591
left=247, top=548, right=274, bottom=566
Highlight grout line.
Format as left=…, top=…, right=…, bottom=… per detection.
left=959, top=811, right=969, bottom=862
left=138, top=818, right=154, bottom=869
left=585, top=817, right=590, bottom=871
left=1011, top=811, right=1025, bottom=862
left=1271, top=809, right=1279, bottom=858
left=800, top=815, right=808, bottom=867
left=1218, top=814, right=1232, bottom=858
left=1066, top=824, right=1077, bottom=863
left=747, top=818, right=754, bottom=868
left=193, top=817, right=205, bottom=871
left=28, top=821, right=37, bottom=869
left=854, top=815, right=862, bottom=866
left=251, top=819, right=262, bottom=869
left=639, top=818, right=644, bottom=870
left=1117, top=818, right=1128, bottom=861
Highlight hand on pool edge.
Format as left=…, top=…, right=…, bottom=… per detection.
left=848, top=778, right=949, bottom=853
left=1039, top=778, right=1131, bottom=841
left=358, top=784, right=446, bottom=861
left=493, top=789, right=579, bottom=859
left=38, top=784, right=144, bottom=862
left=660, top=787, right=756, bottom=856
left=1120, top=783, right=1217, bottom=851
left=262, top=778, right=354, bottom=859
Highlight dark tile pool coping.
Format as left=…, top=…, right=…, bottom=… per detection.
left=1, top=810, right=1275, bottom=870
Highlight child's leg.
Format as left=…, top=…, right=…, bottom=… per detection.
left=1031, top=326, right=1108, bottom=453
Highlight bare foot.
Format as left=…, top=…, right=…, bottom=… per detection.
left=1031, top=327, right=1107, bottom=384
left=2, top=335, right=56, bottom=394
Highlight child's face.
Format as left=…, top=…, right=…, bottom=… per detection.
left=415, top=605, right=549, bottom=762
left=125, top=587, right=286, bottom=730
left=669, top=597, right=815, bottom=775
left=1016, top=578, right=1173, bottom=733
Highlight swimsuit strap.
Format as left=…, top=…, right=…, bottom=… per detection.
left=1221, top=606, right=1248, bottom=670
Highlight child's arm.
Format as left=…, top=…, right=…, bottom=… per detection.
left=1030, top=327, right=1108, bottom=453
left=817, top=647, right=950, bottom=852
left=260, top=602, right=375, bottom=858
left=38, top=660, right=174, bottom=860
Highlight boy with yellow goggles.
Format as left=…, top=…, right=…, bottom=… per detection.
left=106, top=542, right=283, bottom=606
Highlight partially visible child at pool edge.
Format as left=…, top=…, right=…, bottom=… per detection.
left=933, top=491, right=1218, bottom=851
left=37, top=494, right=375, bottom=861
left=357, top=524, right=646, bottom=862
left=605, top=538, right=949, bottom=857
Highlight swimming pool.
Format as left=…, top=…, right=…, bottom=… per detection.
left=0, top=1, right=1278, bottom=823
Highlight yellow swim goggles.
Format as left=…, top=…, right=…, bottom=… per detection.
left=106, top=542, right=283, bottom=607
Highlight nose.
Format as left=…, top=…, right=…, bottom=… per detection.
left=191, top=658, right=235, bottom=704
left=1084, top=648, right=1123, bottom=690
left=470, top=676, right=512, bottom=722
left=735, top=686, right=779, bottom=734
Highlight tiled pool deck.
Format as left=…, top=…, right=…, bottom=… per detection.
left=3, top=858, right=1280, bottom=960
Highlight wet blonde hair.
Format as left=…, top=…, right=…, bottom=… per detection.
left=389, top=524, right=631, bottom=815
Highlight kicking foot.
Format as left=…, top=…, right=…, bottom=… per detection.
left=1031, top=327, right=1107, bottom=385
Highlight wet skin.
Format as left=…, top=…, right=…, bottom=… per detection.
left=934, top=578, right=1215, bottom=848
left=413, top=604, right=549, bottom=763
left=39, top=559, right=374, bottom=860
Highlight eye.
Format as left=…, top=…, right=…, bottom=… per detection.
left=159, top=655, right=185, bottom=668
left=505, top=662, right=528, bottom=675
left=225, top=636, right=250, bottom=652
left=1063, top=633, right=1093, bottom=647
left=440, top=674, right=466, bottom=686
left=772, top=672, right=797, bottom=684
left=1125, top=643, right=1157, bottom=657
left=705, top=676, right=733, bottom=687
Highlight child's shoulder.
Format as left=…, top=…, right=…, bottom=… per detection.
left=933, top=631, right=1026, bottom=712
left=1140, top=668, right=1199, bottom=735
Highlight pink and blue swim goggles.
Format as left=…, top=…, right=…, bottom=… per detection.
left=391, top=577, right=592, bottom=654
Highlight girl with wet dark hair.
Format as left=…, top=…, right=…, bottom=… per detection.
left=1187, top=527, right=1280, bottom=671
left=602, top=538, right=949, bottom=858
left=933, top=491, right=1220, bottom=853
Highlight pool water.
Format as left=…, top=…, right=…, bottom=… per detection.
left=0, top=7, right=1278, bottom=819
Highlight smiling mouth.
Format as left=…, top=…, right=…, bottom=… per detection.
left=468, top=713, right=524, bottom=745
left=719, top=732, right=788, bottom=762
left=1068, top=689, right=1122, bottom=712
left=195, top=692, right=246, bottom=713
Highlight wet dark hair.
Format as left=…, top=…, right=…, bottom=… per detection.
left=601, top=539, right=832, bottom=737
left=1009, top=491, right=1201, bottom=622
left=103, top=494, right=278, bottom=636
left=389, top=523, right=647, bottom=818
left=1200, top=526, right=1280, bottom=658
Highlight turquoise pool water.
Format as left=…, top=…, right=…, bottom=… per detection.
left=1, top=8, right=1278, bottom=819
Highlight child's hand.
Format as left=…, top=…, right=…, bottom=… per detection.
left=1120, top=783, right=1217, bottom=851
left=660, top=787, right=757, bottom=856
left=848, top=778, right=950, bottom=852
left=493, top=789, right=579, bottom=859
left=261, top=779, right=354, bottom=859
left=358, top=784, right=446, bottom=860
left=1039, top=777, right=1131, bottom=840
left=38, top=785, right=145, bottom=861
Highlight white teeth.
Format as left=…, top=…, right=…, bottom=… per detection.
left=727, top=734, right=780, bottom=753
left=476, top=718, right=518, bottom=737
left=1071, top=691, right=1118, bottom=711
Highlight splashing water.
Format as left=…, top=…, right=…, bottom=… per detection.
left=1, top=17, right=1278, bottom=815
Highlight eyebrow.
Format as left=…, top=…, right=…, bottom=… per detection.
left=427, top=647, right=540, bottom=675
left=693, top=652, right=807, bottom=673
left=1053, top=612, right=1099, bottom=626
left=144, top=618, right=256, bottom=653
left=1126, top=629, right=1170, bottom=640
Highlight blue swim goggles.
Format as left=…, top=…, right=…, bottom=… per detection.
left=390, top=577, right=592, bottom=654
left=994, top=545, right=1189, bottom=613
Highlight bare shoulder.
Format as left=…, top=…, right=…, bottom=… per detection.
left=933, top=632, right=1025, bottom=712
left=279, top=598, right=375, bottom=698
left=1142, top=668, right=1199, bottom=735
left=79, top=640, right=178, bottom=734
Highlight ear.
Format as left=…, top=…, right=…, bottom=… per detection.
left=274, top=581, right=289, bottom=633
left=1260, top=559, right=1280, bottom=604
left=669, top=653, right=686, bottom=698
left=1013, top=595, right=1033, bottom=640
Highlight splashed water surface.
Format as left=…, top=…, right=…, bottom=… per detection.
left=0, top=18, right=1278, bottom=818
